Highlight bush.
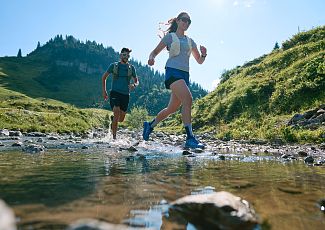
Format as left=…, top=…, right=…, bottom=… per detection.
left=125, top=106, right=149, bottom=130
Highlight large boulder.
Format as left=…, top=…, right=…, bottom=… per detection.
left=169, top=191, right=259, bottom=230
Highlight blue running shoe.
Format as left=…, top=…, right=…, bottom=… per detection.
left=143, top=121, right=153, bottom=141
left=185, top=136, right=205, bottom=149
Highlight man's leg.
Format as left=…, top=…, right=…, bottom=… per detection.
left=119, top=111, right=126, bottom=122
left=112, top=106, right=121, bottom=139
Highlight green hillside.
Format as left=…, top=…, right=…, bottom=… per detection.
left=0, top=86, right=110, bottom=133
left=0, top=35, right=207, bottom=115
left=166, top=26, right=325, bottom=143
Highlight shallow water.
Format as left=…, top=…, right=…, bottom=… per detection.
left=0, top=140, right=324, bottom=229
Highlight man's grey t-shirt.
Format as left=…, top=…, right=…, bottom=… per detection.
left=106, top=62, right=137, bottom=95
left=161, top=33, right=197, bottom=72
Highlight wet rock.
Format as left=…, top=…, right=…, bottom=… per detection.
left=68, top=218, right=130, bottom=230
left=314, top=159, right=325, bottom=166
left=82, top=146, right=89, bottom=149
left=23, top=144, right=45, bottom=153
left=127, top=146, right=138, bottom=152
left=298, top=151, right=308, bottom=157
left=0, top=129, right=10, bottom=136
left=281, top=153, right=291, bottom=159
left=156, top=132, right=164, bottom=138
left=9, top=130, right=22, bottom=137
left=0, top=199, right=16, bottom=230
left=169, top=191, right=259, bottom=230
left=218, top=155, right=226, bottom=160
left=304, top=156, right=314, bottom=164
left=320, top=143, right=325, bottom=150
left=193, top=148, right=204, bottom=153
left=26, top=132, right=47, bottom=137
left=271, top=138, right=284, bottom=146
left=37, top=138, right=44, bottom=143
left=48, top=136, right=59, bottom=140
left=182, top=150, right=191, bottom=155
left=12, top=142, right=23, bottom=147
left=119, top=146, right=138, bottom=152
left=82, top=132, right=93, bottom=139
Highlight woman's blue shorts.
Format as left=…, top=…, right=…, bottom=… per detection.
left=165, top=67, right=190, bottom=89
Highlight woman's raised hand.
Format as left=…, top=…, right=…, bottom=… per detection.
left=200, top=45, right=207, bottom=56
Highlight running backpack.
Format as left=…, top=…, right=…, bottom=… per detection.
left=112, top=62, right=133, bottom=81
left=169, top=32, right=192, bottom=58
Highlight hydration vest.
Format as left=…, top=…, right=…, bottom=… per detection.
left=112, top=62, right=133, bottom=81
left=169, top=32, right=192, bottom=58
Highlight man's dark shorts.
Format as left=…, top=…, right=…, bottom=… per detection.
left=109, top=90, right=129, bottom=112
left=164, top=67, right=190, bottom=89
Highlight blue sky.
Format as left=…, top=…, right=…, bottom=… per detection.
left=1, top=0, right=324, bottom=91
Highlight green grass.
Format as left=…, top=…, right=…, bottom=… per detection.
left=0, top=87, right=111, bottom=133
left=161, top=26, right=325, bottom=144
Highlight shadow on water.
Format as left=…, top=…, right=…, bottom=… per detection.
left=0, top=143, right=324, bottom=229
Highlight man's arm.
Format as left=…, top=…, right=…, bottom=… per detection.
left=102, top=71, right=109, bottom=100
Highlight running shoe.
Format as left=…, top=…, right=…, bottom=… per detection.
left=143, top=121, right=153, bottom=141
left=185, top=136, right=205, bottom=149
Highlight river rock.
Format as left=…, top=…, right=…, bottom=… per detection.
left=9, top=131, right=22, bottom=137
left=182, top=150, right=191, bottom=155
left=304, top=156, right=314, bottom=164
left=0, top=129, right=10, bottom=136
left=0, top=199, right=16, bottom=230
left=22, top=144, right=45, bottom=153
left=168, top=191, right=259, bottom=230
left=26, top=132, right=47, bottom=137
left=298, top=151, right=308, bottom=157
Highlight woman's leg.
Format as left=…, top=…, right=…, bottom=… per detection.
left=170, top=79, right=192, bottom=125
left=143, top=84, right=182, bottom=141
left=169, top=80, right=204, bottom=148
left=153, top=90, right=182, bottom=124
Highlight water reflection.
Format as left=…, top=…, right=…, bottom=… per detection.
left=0, top=147, right=324, bottom=229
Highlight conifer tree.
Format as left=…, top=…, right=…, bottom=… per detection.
left=17, top=49, right=22, bottom=58
left=273, top=41, right=280, bottom=50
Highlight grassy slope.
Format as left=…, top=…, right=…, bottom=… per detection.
left=0, top=83, right=111, bottom=133
left=0, top=56, right=103, bottom=108
left=164, top=26, right=325, bottom=143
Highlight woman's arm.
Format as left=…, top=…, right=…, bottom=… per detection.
left=148, top=40, right=167, bottom=66
left=192, top=45, right=207, bottom=64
